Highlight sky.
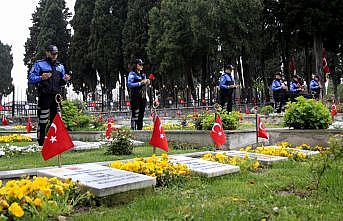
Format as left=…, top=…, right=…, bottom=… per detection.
left=0, top=0, right=76, bottom=98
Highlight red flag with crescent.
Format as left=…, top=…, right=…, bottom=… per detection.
left=149, top=115, right=168, bottom=152
left=322, top=48, right=330, bottom=75
left=245, top=106, right=250, bottom=114
left=257, top=116, right=269, bottom=139
left=2, top=116, right=8, bottom=126
left=331, top=103, right=337, bottom=117
left=210, top=115, right=227, bottom=147
left=26, top=117, right=32, bottom=133
left=42, top=114, right=74, bottom=161
left=105, top=118, right=113, bottom=139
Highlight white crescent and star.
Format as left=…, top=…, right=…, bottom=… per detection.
left=50, top=123, right=57, bottom=134
left=212, top=123, right=223, bottom=136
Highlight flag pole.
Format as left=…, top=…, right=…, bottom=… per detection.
left=55, top=94, right=62, bottom=168
left=152, top=101, right=158, bottom=154
left=254, top=100, right=258, bottom=146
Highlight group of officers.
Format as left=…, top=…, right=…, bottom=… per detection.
left=272, top=72, right=322, bottom=113
left=218, top=65, right=323, bottom=114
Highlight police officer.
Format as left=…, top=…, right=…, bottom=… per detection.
left=289, top=75, right=303, bottom=102
left=310, top=75, right=321, bottom=100
left=272, top=72, right=284, bottom=113
left=127, top=59, right=150, bottom=130
left=28, top=45, right=70, bottom=145
left=219, top=64, right=238, bottom=112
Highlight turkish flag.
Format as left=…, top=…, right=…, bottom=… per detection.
left=257, top=116, right=269, bottom=139
left=210, top=115, right=227, bottom=147
left=322, top=48, right=330, bottom=74
left=245, top=106, right=250, bottom=114
left=0, top=105, right=3, bottom=111
left=2, top=116, right=8, bottom=126
left=99, top=113, right=103, bottom=123
left=42, top=114, right=74, bottom=161
left=105, top=119, right=113, bottom=139
left=26, top=117, right=32, bottom=133
left=331, top=103, right=337, bottom=117
left=149, top=116, right=168, bottom=152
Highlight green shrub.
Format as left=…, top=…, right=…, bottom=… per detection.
left=284, top=96, right=332, bottom=129
left=61, top=100, right=91, bottom=131
left=106, top=130, right=133, bottom=155
left=260, top=105, right=274, bottom=115
left=197, top=111, right=240, bottom=130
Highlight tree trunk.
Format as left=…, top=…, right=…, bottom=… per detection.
left=313, top=33, right=324, bottom=98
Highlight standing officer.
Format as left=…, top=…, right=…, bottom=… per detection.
left=289, top=75, right=304, bottom=102
left=219, top=64, right=239, bottom=112
left=28, top=45, right=70, bottom=146
left=310, top=75, right=321, bottom=100
left=127, top=59, right=150, bottom=130
left=272, top=72, right=285, bottom=113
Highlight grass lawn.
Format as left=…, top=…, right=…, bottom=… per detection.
left=70, top=159, right=343, bottom=221
left=0, top=144, right=207, bottom=171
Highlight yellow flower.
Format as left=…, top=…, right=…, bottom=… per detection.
left=9, top=202, right=24, bottom=217
left=251, top=161, right=260, bottom=171
left=33, top=198, right=43, bottom=207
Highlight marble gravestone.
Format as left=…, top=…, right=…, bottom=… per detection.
left=168, top=155, right=240, bottom=178
left=264, top=146, right=320, bottom=157
left=219, top=150, right=288, bottom=164
left=38, top=164, right=156, bottom=197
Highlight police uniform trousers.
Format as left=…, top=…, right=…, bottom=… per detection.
left=37, top=94, right=59, bottom=146
left=130, top=96, right=146, bottom=130
left=219, top=90, right=233, bottom=112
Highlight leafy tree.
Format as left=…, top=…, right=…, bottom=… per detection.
left=24, top=0, right=71, bottom=101
left=0, top=41, right=13, bottom=104
left=69, top=0, right=97, bottom=101
left=90, top=0, right=127, bottom=104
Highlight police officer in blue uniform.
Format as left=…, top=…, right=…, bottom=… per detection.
left=272, top=72, right=285, bottom=113
left=219, top=64, right=238, bottom=112
left=310, top=75, right=321, bottom=100
left=127, top=59, right=150, bottom=130
left=28, top=45, right=70, bottom=145
left=289, top=75, right=303, bottom=102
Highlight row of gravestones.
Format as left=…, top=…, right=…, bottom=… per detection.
left=38, top=149, right=320, bottom=197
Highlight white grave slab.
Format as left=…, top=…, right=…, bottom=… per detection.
left=219, top=150, right=288, bottom=164
left=72, top=141, right=106, bottom=151
left=168, top=155, right=239, bottom=178
left=38, top=164, right=156, bottom=197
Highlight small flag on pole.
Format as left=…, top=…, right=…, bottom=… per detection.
left=105, top=119, right=113, bottom=139
left=41, top=114, right=74, bottom=161
left=257, top=116, right=269, bottom=139
left=149, top=115, right=168, bottom=152
left=331, top=103, right=337, bottom=118
left=210, top=115, right=227, bottom=147
left=26, top=117, right=32, bottom=133
left=2, top=116, right=8, bottom=126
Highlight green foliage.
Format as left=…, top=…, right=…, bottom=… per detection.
left=0, top=41, right=13, bottom=102
left=260, top=105, right=274, bottom=115
left=61, top=100, right=91, bottom=130
left=106, top=130, right=133, bottom=155
left=169, top=141, right=200, bottom=150
left=284, top=96, right=332, bottom=129
left=196, top=111, right=240, bottom=130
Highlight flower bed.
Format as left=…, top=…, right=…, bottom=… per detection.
left=0, top=144, right=40, bottom=157
left=201, top=153, right=261, bottom=171
left=110, top=154, right=190, bottom=187
left=239, top=142, right=325, bottom=160
left=0, top=134, right=32, bottom=143
left=143, top=122, right=196, bottom=131
left=0, top=177, right=93, bottom=220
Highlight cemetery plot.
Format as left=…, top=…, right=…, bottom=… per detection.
left=219, top=150, right=288, bottom=164
left=265, top=146, right=320, bottom=157
left=72, top=141, right=106, bottom=151
left=38, top=164, right=156, bottom=197
left=168, top=155, right=239, bottom=178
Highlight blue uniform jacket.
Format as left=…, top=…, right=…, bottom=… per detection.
left=219, top=72, right=234, bottom=90
left=28, top=59, right=65, bottom=84
left=310, top=80, right=320, bottom=91
left=290, top=82, right=299, bottom=93
left=272, top=80, right=282, bottom=92
left=127, top=71, right=146, bottom=89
